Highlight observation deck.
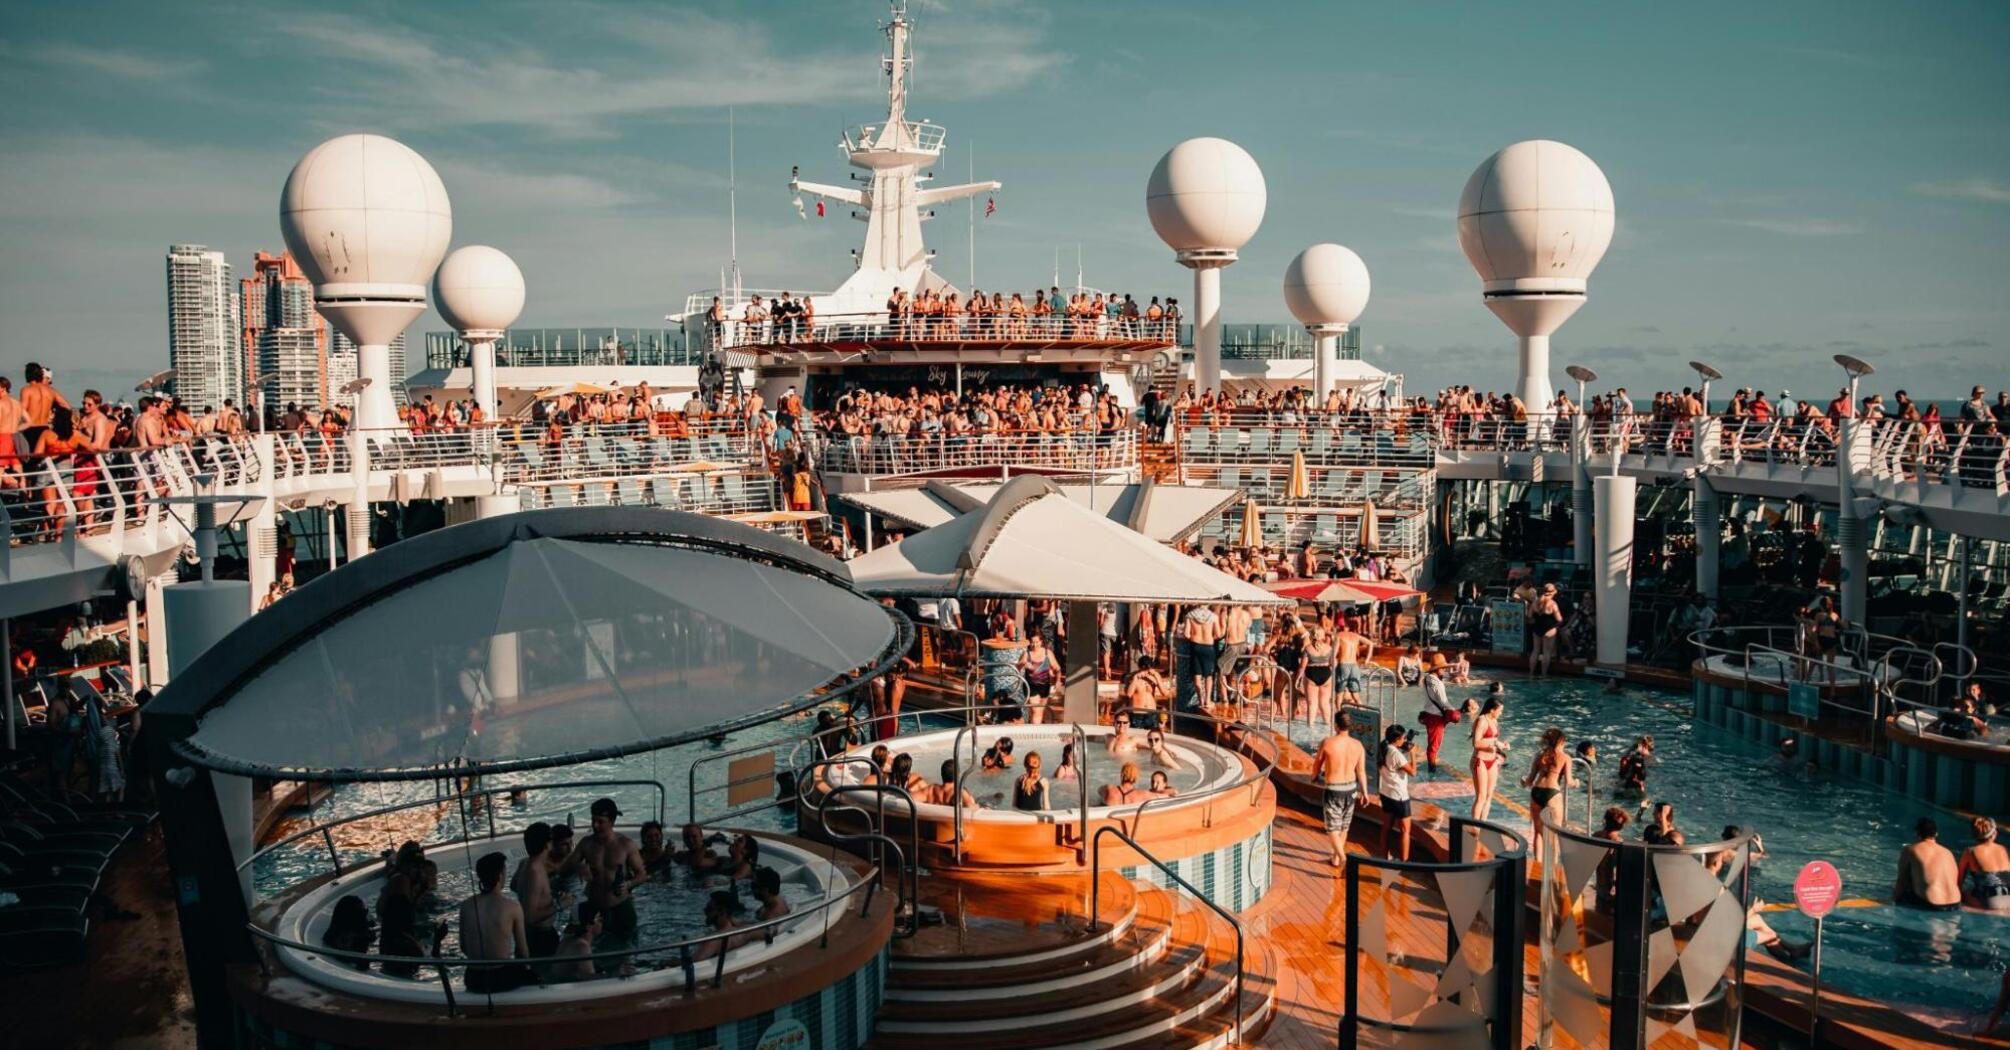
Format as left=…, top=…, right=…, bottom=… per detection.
left=843, top=120, right=945, bottom=166
left=713, top=314, right=1177, bottom=367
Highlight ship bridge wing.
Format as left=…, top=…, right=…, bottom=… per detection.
left=915, top=179, right=1000, bottom=208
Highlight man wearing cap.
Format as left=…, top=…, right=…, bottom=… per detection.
left=569, top=797, right=644, bottom=972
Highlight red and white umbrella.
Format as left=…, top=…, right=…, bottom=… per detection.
left=1262, top=577, right=1419, bottom=606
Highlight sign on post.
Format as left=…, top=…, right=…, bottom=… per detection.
left=1794, top=860, right=1842, bottom=1043
left=1489, top=600, right=1526, bottom=655
left=1788, top=682, right=1821, bottom=720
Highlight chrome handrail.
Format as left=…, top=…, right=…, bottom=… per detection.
left=239, top=778, right=670, bottom=886
left=1087, top=824, right=1246, bottom=1040
left=794, top=753, right=921, bottom=938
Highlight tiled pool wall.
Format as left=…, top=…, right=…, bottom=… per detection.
left=1693, top=677, right=2009, bottom=816
left=1118, top=821, right=1273, bottom=913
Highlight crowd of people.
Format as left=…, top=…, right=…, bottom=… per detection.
left=704, top=288, right=1183, bottom=348
left=318, top=801, right=794, bottom=988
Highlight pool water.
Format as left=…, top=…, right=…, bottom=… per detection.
left=1282, top=670, right=2008, bottom=1018
left=869, top=725, right=1225, bottom=812
left=370, top=851, right=825, bottom=965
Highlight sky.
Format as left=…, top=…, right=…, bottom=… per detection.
left=2, top=0, right=2007, bottom=401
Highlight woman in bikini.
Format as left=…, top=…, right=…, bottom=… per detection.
left=1012, top=752, right=1050, bottom=812
left=1521, top=727, right=1573, bottom=863
left=1469, top=696, right=1508, bottom=821
left=1099, top=761, right=1144, bottom=807
left=1300, top=627, right=1337, bottom=730
left=1269, top=616, right=1304, bottom=722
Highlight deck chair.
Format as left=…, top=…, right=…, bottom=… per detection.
left=1184, top=428, right=1211, bottom=456
left=617, top=478, right=645, bottom=506
left=1245, top=427, right=1274, bottom=456
left=1217, top=467, right=1243, bottom=493
left=1309, top=428, right=1333, bottom=456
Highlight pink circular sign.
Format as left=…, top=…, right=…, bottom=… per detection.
left=1794, top=860, right=1843, bottom=918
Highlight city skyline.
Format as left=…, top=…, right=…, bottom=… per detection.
left=3, top=1, right=2007, bottom=400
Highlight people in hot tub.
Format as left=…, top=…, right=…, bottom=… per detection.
left=934, top=760, right=981, bottom=808
left=1101, top=762, right=1146, bottom=806
left=550, top=900, right=602, bottom=982
left=724, top=834, right=762, bottom=881
left=1052, top=743, right=1080, bottom=782
left=1013, top=752, right=1051, bottom=811
left=1106, top=714, right=1140, bottom=755
left=861, top=744, right=891, bottom=783
left=638, top=821, right=671, bottom=876
left=753, top=867, right=791, bottom=922
left=1143, top=729, right=1184, bottom=772
left=571, top=798, right=645, bottom=970
left=512, top=822, right=564, bottom=958
left=1894, top=816, right=1962, bottom=911
left=1960, top=817, right=2010, bottom=911
left=890, top=753, right=929, bottom=799
left=675, top=822, right=724, bottom=874
left=460, top=851, right=536, bottom=993
left=981, top=736, right=1016, bottom=772
left=691, top=891, right=757, bottom=962
left=320, top=894, right=375, bottom=972
left=377, top=841, right=437, bottom=928
left=1146, top=770, right=1178, bottom=798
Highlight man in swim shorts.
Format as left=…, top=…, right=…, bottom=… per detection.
left=1181, top=604, right=1222, bottom=712
left=1310, top=710, right=1370, bottom=870
left=1334, top=618, right=1374, bottom=706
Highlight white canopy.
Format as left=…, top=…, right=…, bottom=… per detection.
left=847, top=476, right=1287, bottom=605
left=841, top=479, right=1242, bottom=545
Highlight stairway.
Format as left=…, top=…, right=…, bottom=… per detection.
left=1141, top=439, right=1182, bottom=484
left=869, top=876, right=1276, bottom=1050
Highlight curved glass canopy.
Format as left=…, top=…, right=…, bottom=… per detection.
left=180, top=534, right=901, bottom=780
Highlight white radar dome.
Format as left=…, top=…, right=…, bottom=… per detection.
left=1283, top=244, right=1371, bottom=328
left=280, top=133, right=453, bottom=300
left=1146, top=137, right=1267, bottom=254
left=1456, top=139, right=1614, bottom=296
left=433, top=246, right=525, bottom=336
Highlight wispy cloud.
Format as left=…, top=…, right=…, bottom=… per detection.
left=260, top=3, right=1059, bottom=137
left=1718, top=217, right=1863, bottom=236
left=1911, top=177, right=2010, bottom=204
left=9, top=41, right=206, bottom=81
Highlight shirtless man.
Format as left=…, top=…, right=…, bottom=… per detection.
left=459, top=851, right=533, bottom=993
left=568, top=798, right=644, bottom=971
left=1333, top=619, right=1375, bottom=708
left=1125, top=655, right=1171, bottom=731
left=1220, top=605, right=1253, bottom=700
left=1181, top=605, right=1222, bottom=711
left=136, top=397, right=170, bottom=449
left=1895, top=817, right=1962, bottom=911
left=510, top=822, right=565, bottom=958
left=18, top=363, right=68, bottom=451
left=0, top=378, right=23, bottom=481
left=1310, top=710, right=1371, bottom=869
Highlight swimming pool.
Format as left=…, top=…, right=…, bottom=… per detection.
left=1281, top=670, right=2007, bottom=1019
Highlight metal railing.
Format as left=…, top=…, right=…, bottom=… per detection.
left=1342, top=817, right=1527, bottom=1050
left=1862, top=415, right=2009, bottom=491
left=1087, top=823, right=1247, bottom=1040
left=796, top=753, right=920, bottom=939
left=713, top=312, right=1178, bottom=351
left=1177, top=416, right=1433, bottom=468
left=816, top=428, right=1137, bottom=477
left=844, top=120, right=947, bottom=154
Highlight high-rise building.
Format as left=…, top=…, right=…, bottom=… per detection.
left=165, top=244, right=243, bottom=412
left=331, top=330, right=408, bottom=409
left=241, top=251, right=329, bottom=418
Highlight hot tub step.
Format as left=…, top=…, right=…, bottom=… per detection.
left=893, top=870, right=1137, bottom=971
left=884, top=884, right=1180, bottom=1000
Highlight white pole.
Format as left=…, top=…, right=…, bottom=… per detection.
left=968, top=142, right=976, bottom=288
left=1573, top=377, right=1594, bottom=568
left=728, top=107, right=740, bottom=300
left=355, top=344, right=396, bottom=431
left=1838, top=373, right=1867, bottom=625
left=1518, top=334, right=1551, bottom=415
left=1193, top=265, right=1223, bottom=394
left=470, top=336, right=498, bottom=422
left=1593, top=475, right=1638, bottom=666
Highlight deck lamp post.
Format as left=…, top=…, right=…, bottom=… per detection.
left=1566, top=365, right=1598, bottom=569
left=1689, top=361, right=1725, bottom=601
left=1834, top=354, right=1875, bottom=626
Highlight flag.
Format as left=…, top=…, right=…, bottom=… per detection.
left=793, top=196, right=806, bottom=220
left=985, top=196, right=996, bottom=217
left=816, top=199, right=825, bottom=218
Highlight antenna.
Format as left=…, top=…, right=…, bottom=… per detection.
left=1076, top=244, right=1083, bottom=291
left=968, top=141, right=975, bottom=287
left=728, top=107, right=740, bottom=299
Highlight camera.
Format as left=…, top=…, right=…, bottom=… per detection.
left=1401, top=727, right=1419, bottom=747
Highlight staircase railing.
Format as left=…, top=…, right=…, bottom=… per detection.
left=1086, top=824, right=1245, bottom=1040
left=795, top=753, right=921, bottom=939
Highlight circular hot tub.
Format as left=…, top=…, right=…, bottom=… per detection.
left=268, top=828, right=849, bottom=1005
left=811, top=723, right=1276, bottom=911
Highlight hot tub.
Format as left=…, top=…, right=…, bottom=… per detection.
left=266, top=829, right=848, bottom=1005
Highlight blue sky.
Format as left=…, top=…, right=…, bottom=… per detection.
left=3, top=1, right=2006, bottom=399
